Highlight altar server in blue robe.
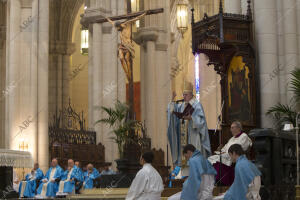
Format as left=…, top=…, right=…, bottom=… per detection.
left=56, top=159, right=83, bottom=196
left=83, top=163, right=100, bottom=189
left=167, top=82, right=211, bottom=166
left=19, top=163, right=44, bottom=198
left=223, top=144, right=261, bottom=200
left=35, top=158, right=63, bottom=198
left=168, top=144, right=217, bottom=200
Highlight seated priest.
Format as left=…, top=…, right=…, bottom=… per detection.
left=83, top=163, right=100, bottom=189
left=100, top=163, right=115, bottom=175
left=74, top=161, right=84, bottom=193
left=213, top=144, right=261, bottom=200
left=19, top=163, right=44, bottom=198
left=168, top=144, right=217, bottom=200
left=56, top=159, right=83, bottom=196
left=36, top=158, right=63, bottom=198
left=126, top=151, right=164, bottom=200
left=208, top=121, right=252, bottom=185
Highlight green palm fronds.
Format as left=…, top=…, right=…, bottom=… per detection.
left=266, top=103, right=297, bottom=127
left=266, top=68, right=300, bottom=128
left=290, top=69, right=300, bottom=103
left=94, top=100, right=139, bottom=158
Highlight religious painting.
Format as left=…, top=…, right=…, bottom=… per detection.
left=227, top=56, right=251, bottom=122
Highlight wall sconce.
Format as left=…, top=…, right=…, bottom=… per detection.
left=177, top=0, right=188, bottom=37
left=81, top=27, right=88, bottom=55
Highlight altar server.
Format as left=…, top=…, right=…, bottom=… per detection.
left=168, top=144, right=217, bottom=200
left=213, top=144, right=261, bottom=200
left=126, top=151, right=164, bottom=200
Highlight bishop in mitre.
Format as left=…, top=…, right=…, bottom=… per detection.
left=167, top=81, right=211, bottom=166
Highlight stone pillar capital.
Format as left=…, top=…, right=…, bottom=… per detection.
left=50, top=40, right=76, bottom=55
left=133, top=27, right=160, bottom=45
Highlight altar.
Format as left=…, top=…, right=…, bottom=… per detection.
left=0, top=149, right=33, bottom=197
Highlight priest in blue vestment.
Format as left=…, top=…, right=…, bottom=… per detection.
left=222, top=144, right=261, bottom=200
left=75, top=161, right=84, bottom=193
left=35, top=158, right=63, bottom=198
left=168, top=144, right=217, bottom=200
left=167, top=81, right=211, bottom=166
left=83, top=163, right=100, bottom=189
left=19, top=163, right=44, bottom=198
left=56, top=159, right=83, bottom=196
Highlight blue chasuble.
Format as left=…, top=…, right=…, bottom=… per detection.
left=224, top=155, right=261, bottom=200
left=75, top=167, right=84, bottom=191
left=167, top=98, right=211, bottom=165
left=180, top=150, right=216, bottom=200
left=36, top=165, right=63, bottom=197
left=83, top=168, right=100, bottom=189
left=19, top=168, right=44, bottom=197
left=59, top=166, right=83, bottom=193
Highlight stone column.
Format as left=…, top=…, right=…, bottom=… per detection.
left=297, top=0, right=300, bottom=69
left=49, top=41, right=75, bottom=119
left=4, top=0, right=50, bottom=169
left=0, top=1, right=6, bottom=149
left=37, top=0, right=50, bottom=171
left=276, top=0, right=286, bottom=104
left=225, top=0, right=241, bottom=14
left=282, top=0, right=298, bottom=101
left=254, top=0, right=280, bottom=127
left=88, top=25, right=94, bottom=129
left=7, top=0, right=22, bottom=150
left=135, top=0, right=171, bottom=160
left=91, top=22, right=103, bottom=144
left=86, top=0, right=125, bottom=166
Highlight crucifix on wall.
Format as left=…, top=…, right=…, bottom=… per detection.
left=82, top=1, right=163, bottom=120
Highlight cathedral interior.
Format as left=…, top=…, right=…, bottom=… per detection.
left=0, top=0, right=299, bottom=199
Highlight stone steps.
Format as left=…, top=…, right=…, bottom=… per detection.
left=66, top=186, right=229, bottom=199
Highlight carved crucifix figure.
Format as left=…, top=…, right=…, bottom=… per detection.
left=82, top=0, right=163, bottom=120
left=106, top=12, right=146, bottom=81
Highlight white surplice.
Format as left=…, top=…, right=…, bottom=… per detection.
left=168, top=174, right=215, bottom=200
left=246, top=176, right=261, bottom=200
left=208, top=133, right=252, bottom=166
left=126, top=163, right=164, bottom=200
left=213, top=176, right=261, bottom=200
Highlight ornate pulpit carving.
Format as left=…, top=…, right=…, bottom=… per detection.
left=191, top=1, right=257, bottom=144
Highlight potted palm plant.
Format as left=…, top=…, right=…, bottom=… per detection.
left=266, top=69, right=300, bottom=129
left=94, top=101, right=141, bottom=172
